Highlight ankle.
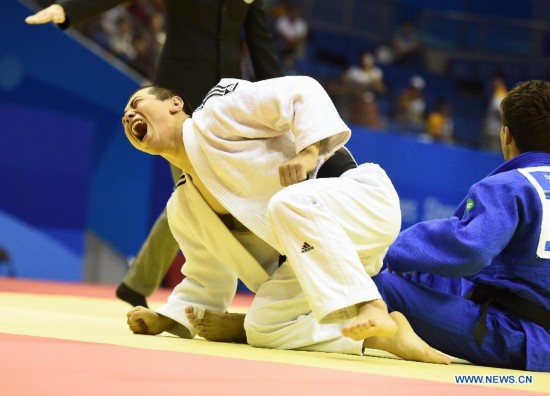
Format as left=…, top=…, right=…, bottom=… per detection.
left=358, top=299, right=387, bottom=313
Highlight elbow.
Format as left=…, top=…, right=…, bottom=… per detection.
left=449, top=250, right=492, bottom=277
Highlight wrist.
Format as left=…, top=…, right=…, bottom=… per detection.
left=51, top=4, right=66, bottom=23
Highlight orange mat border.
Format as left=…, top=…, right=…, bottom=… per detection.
left=2, top=332, right=542, bottom=396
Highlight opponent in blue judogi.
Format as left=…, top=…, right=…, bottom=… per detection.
left=375, top=80, right=550, bottom=372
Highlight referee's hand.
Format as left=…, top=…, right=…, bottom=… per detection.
left=25, top=4, right=66, bottom=25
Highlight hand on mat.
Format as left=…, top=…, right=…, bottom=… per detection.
left=126, top=306, right=175, bottom=335
left=25, top=4, right=66, bottom=24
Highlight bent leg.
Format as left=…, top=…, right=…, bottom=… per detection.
left=244, top=263, right=448, bottom=365
left=267, top=164, right=401, bottom=325
left=374, top=272, right=527, bottom=369
left=244, top=263, right=364, bottom=355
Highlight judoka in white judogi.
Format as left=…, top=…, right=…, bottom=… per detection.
left=122, top=76, right=450, bottom=364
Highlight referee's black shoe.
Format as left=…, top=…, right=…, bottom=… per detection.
left=116, top=282, right=148, bottom=308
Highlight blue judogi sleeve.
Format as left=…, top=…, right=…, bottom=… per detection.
left=386, top=175, right=523, bottom=277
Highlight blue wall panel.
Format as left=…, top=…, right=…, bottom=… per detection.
left=0, top=104, right=93, bottom=229
left=0, top=210, right=82, bottom=281
left=348, top=128, right=502, bottom=229
left=1, top=0, right=156, bottom=281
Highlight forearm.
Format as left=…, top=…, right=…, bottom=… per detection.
left=299, top=141, right=320, bottom=161
left=386, top=220, right=497, bottom=277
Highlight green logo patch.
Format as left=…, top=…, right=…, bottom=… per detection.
left=466, top=198, right=475, bottom=212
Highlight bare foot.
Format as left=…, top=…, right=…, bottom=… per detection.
left=342, top=299, right=398, bottom=341
left=185, top=306, right=247, bottom=343
left=363, top=311, right=451, bottom=365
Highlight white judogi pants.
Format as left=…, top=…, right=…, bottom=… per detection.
left=244, top=163, right=401, bottom=354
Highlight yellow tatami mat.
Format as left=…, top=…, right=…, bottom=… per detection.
left=0, top=278, right=548, bottom=395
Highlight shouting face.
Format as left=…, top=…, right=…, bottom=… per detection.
left=121, top=87, right=184, bottom=155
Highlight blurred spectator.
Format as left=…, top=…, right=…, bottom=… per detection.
left=392, top=19, right=422, bottom=66
left=97, top=6, right=125, bottom=39
left=126, top=0, right=151, bottom=25
left=395, top=75, right=426, bottom=132
left=340, top=51, right=386, bottom=128
left=108, top=17, right=136, bottom=63
left=483, top=74, right=508, bottom=151
left=267, top=0, right=292, bottom=19
left=130, top=32, right=157, bottom=78
left=343, top=52, right=386, bottom=94
left=60, top=3, right=165, bottom=80
left=149, top=12, right=166, bottom=48
left=374, top=44, right=395, bottom=66
left=425, top=98, right=454, bottom=142
left=74, top=17, right=111, bottom=51
left=274, top=2, right=308, bottom=64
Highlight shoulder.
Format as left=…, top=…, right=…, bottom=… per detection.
left=474, top=168, right=542, bottom=199
left=196, top=79, right=246, bottom=110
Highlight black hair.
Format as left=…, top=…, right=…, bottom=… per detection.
left=501, top=80, right=550, bottom=153
left=128, top=84, right=193, bottom=114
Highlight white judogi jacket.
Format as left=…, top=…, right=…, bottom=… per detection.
left=157, top=76, right=349, bottom=335
left=184, top=76, right=350, bottom=250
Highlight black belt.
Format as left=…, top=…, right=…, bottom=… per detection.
left=278, top=147, right=356, bottom=267
left=467, top=284, right=550, bottom=346
left=316, top=148, right=357, bottom=179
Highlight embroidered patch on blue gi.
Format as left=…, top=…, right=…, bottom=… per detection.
left=466, top=198, right=475, bottom=212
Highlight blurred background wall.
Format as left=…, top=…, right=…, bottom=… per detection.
left=4, top=0, right=535, bottom=283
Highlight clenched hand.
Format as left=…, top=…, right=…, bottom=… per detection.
left=279, top=142, right=320, bottom=186
left=126, top=306, right=175, bottom=335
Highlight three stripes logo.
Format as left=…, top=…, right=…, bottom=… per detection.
left=195, top=82, right=240, bottom=111
left=301, top=242, right=314, bottom=253
left=175, top=174, right=186, bottom=189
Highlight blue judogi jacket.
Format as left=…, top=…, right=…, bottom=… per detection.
left=386, top=152, right=550, bottom=372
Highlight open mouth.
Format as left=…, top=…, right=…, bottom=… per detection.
left=130, top=119, right=148, bottom=142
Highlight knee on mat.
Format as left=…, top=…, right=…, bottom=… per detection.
left=243, top=309, right=292, bottom=349
left=242, top=315, right=271, bottom=348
